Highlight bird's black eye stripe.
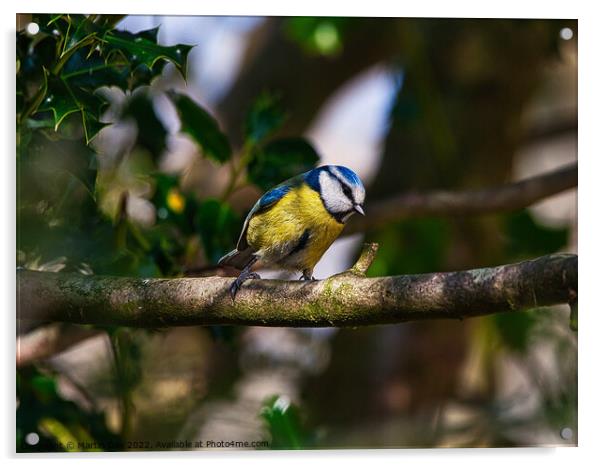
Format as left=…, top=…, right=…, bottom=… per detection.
left=341, top=184, right=353, bottom=201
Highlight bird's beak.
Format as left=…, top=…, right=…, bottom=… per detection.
left=354, top=205, right=365, bottom=216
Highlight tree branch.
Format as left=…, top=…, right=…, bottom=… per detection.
left=346, top=163, right=577, bottom=234
left=522, top=116, right=577, bottom=148
left=17, top=248, right=577, bottom=328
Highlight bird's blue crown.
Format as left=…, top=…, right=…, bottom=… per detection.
left=305, top=165, right=363, bottom=192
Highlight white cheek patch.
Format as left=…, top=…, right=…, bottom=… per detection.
left=328, top=166, right=365, bottom=206
left=319, top=171, right=353, bottom=213
left=352, top=185, right=365, bottom=205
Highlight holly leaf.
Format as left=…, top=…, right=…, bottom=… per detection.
left=37, top=73, right=109, bottom=143
left=61, top=48, right=129, bottom=91
left=245, top=92, right=286, bottom=145
left=81, top=111, right=110, bottom=144
left=103, top=28, right=192, bottom=81
left=168, top=91, right=232, bottom=164
left=34, top=15, right=102, bottom=70
left=60, top=15, right=99, bottom=57
left=26, top=16, right=194, bottom=143
left=122, top=92, right=168, bottom=162
left=247, top=138, right=320, bottom=190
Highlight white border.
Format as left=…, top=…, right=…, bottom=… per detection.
left=4, top=1, right=600, bottom=466
left=9, top=0, right=581, bottom=18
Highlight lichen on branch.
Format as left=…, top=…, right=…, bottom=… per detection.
left=17, top=246, right=577, bottom=329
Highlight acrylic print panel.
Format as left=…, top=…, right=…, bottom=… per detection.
left=16, top=14, right=577, bottom=451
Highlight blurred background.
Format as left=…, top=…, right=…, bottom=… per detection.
left=16, top=15, right=577, bottom=450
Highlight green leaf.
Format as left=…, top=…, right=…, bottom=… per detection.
left=104, top=28, right=192, bottom=80
left=260, top=396, right=305, bottom=449
left=492, top=310, right=538, bottom=353
left=247, top=138, right=320, bottom=191
left=81, top=111, right=110, bottom=143
left=37, top=73, right=109, bottom=143
left=24, top=17, right=194, bottom=143
left=245, top=92, right=286, bottom=145
left=61, top=49, right=130, bottom=91
left=122, top=92, right=167, bottom=162
left=195, top=198, right=240, bottom=264
left=17, top=366, right=122, bottom=453
left=367, top=218, right=451, bottom=276
left=59, top=15, right=98, bottom=58
left=168, top=91, right=232, bottom=164
left=31, top=375, right=58, bottom=400
left=37, top=15, right=102, bottom=78
left=503, top=210, right=569, bottom=260
left=37, top=73, right=80, bottom=128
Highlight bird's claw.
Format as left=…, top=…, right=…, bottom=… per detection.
left=299, top=274, right=316, bottom=281
left=229, top=272, right=261, bottom=300
left=229, top=282, right=240, bottom=300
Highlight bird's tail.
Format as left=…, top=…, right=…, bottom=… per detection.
left=218, top=248, right=255, bottom=270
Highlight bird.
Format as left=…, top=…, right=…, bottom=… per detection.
left=218, top=165, right=366, bottom=299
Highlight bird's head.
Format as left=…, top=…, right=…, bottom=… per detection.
left=306, top=165, right=366, bottom=223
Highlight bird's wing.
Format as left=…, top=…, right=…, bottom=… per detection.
left=236, top=183, right=293, bottom=250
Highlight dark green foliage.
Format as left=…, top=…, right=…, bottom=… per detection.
left=261, top=396, right=307, bottom=449
left=367, top=218, right=451, bottom=276
left=284, top=17, right=352, bottom=56
left=244, top=92, right=287, bottom=145
left=123, top=92, right=168, bottom=162
left=150, top=174, right=242, bottom=267
left=37, top=72, right=109, bottom=143
left=102, top=27, right=192, bottom=81
left=18, top=15, right=199, bottom=452
left=492, top=310, right=538, bottom=353
left=17, top=134, right=102, bottom=269
left=17, top=14, right=320, bottom=280
left=247, top=138, right=320, bottom=190
left=60, top=48, right=129, bottom=91
left=168, top=91, right=232, bottom=164
left=19, top=14, right=192, bottom=144
left=503, top=210, right=569, bottom=260
left=17, top=367, right=123, bottom=452
left=490, top=210, right=570, bottom=353
left=17, top=16, right=321, bottom=450
left=151, top=174, right=189, bottom=227
left=196, top=199, right=241, bottom=264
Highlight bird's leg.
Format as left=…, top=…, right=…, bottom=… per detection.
left=229, top=256, right=260, bottom=300
left=300, top=268, right=315, bottom=281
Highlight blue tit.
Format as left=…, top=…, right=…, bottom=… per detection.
left=219, top=165, right=366, bottom=298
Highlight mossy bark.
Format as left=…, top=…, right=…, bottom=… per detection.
left=17, top=253, right=577, bottom=328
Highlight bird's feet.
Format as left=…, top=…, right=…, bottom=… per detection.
left=229, top=272, right=261, bottom=300
left=299, top=269, right=316, bottom=281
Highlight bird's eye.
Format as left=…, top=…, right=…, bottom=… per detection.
left=342, top=184, right=353, bottom=200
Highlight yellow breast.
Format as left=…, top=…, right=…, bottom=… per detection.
left=246, top=183, right=344, bottom=270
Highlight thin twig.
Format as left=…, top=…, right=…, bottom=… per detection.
left=346, top=163, right=577, bottom=234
